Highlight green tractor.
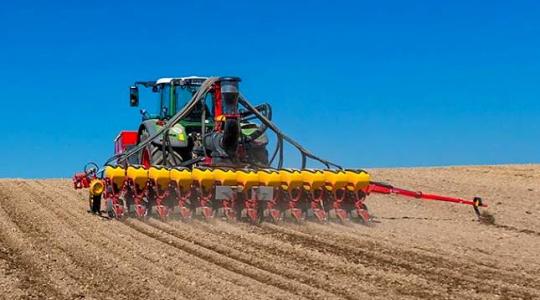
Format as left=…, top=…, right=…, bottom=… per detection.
left=124, top=76, right=271, bottom=168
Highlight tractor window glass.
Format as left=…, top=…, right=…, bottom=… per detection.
left=136, top=85, right=161, bottom=119
left=204, top=92, right=214, bottom=118
left=152, top=88, right=161, bottom=118
left=174, top=86, right=213, bottom=121
left=160, top=84, right=172, bottom=118
left=174, top=86, right=191, bottom=110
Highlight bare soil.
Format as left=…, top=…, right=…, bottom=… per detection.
left=0, top=165, right=539, bottom=299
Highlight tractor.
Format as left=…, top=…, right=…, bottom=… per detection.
left=73, top=76, right=487, bottom=224
left=124, top=76, right=270, bottom=169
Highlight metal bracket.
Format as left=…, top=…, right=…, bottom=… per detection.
left=254, top=186, right=273, bottom=201
left=214, top=186, right=273, bottom=201
left=473, top=197, right=483, bottom=218
left=215, top=186, right=236, bottom=200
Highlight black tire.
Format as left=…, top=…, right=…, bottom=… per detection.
left=139, top=128, right=184, bottom=167
left=89, top=194, right=101, bottom=214
left=90, top=195, right=101, bottom=214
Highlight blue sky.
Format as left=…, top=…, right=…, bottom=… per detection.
left=0, top=1, right=538, bottom=178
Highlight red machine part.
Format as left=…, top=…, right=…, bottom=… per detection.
left=72, top=162, right=100, bottom=189
left=73, top=172, right=90, bottom=189
left=366, top=181, right=487, bottom=216
left=213, top=81, right=223, bottom=126
left=102, top=178, right=127, bottom=218
left=114, top=131, right=138, bottom=155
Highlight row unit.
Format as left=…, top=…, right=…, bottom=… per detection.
left=104, top=166, right=371, bottom=192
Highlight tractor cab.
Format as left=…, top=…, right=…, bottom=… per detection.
left=130, top=76, right=213, bottom=123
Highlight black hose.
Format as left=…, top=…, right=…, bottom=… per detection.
left=278, top=137, right=284, bottom=169
left=241, top=103, right=272, bottom=143
left=238, top=95, right=342, bottom=169
left=269, top=134, right=281, bottom=165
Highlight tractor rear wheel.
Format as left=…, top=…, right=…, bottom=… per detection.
left=139, top=128, right=183, bottom=168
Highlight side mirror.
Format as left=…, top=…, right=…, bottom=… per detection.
left=129, top=86, right=139, bottom=107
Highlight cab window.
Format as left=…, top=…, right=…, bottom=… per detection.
left=174, top=85, right=213, bottom=121
left=160, top=84, right=173, bottom=118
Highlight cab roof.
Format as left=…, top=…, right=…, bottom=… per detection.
left=155, top=76, right=208, bottom=85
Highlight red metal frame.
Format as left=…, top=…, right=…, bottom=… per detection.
left=197, top=185, right=214, bottom=220
left=141, top=149, right=151, bottom=169
left=149, top=181, right=171, bottom=220
left=73, top=172, right=91, bottom=189
left=308, top=188, right=327, bottom=221
left=286, top=188, right=304, bottom=222
left=264, top=189, right=282, bottom=222
left=102, top=178, right=127, bottom=219
left=174, top=185, right=193, bottom=219
left=213, top=82, right=223, bottom=125
left=367, top=182, right=487, bottom=208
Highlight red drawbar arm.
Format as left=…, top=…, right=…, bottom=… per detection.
left=367, top=182, right=487, bottom=208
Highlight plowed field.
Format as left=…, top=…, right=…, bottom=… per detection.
left=0, top=165, right=539, bottom=299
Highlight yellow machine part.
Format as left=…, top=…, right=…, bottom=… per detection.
left=192, top=168, right=215, bottom=190
left=89, top=179, right=104, bottom=196
left=104, top=166, right=126, bottom=187
left=148, top=167, right=171, bottom=190
left=102, top=166, right=369, bottom=193
left=279, top=169, right=303, bottom=191
left=258, top=169, right=281, bottom=187
left=324, top=170, right=349, bottom=191
left=300, top=169, right=326, bottom=191
left=213, top=169, right=238, bottom=186
left=236, top=170, right=259, bottom=189
left=345, top=170, right=370, bottom=191
left=126, top=166, right=148, bottom=188
left=170, top=167, right=193, bottom=191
